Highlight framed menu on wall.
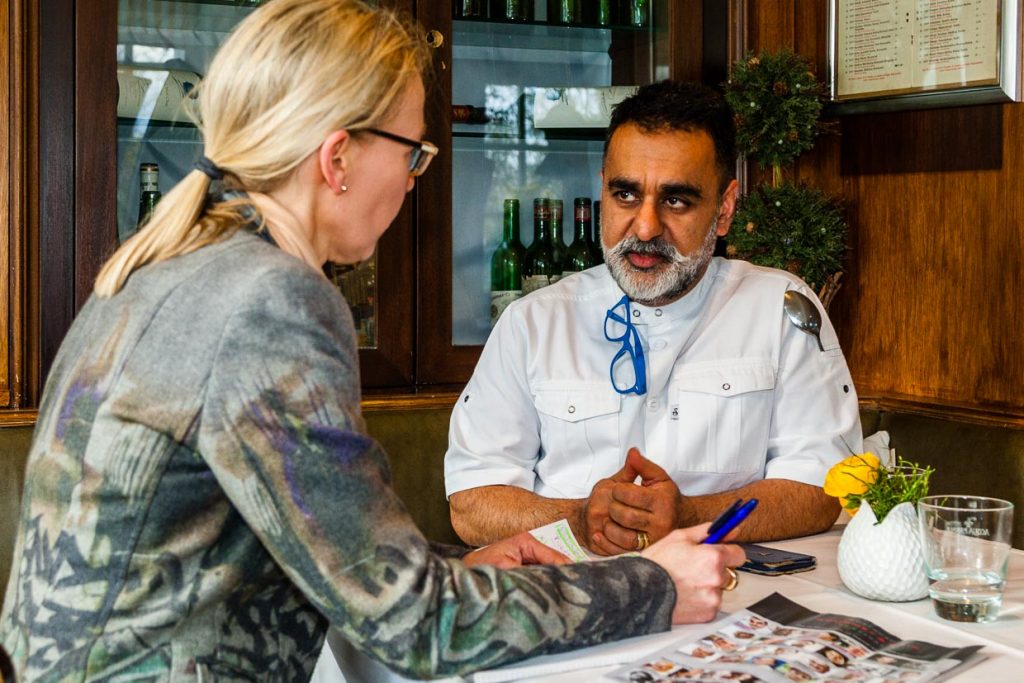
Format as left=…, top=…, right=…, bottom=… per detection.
left=828, top=0, right=1022, bottom=113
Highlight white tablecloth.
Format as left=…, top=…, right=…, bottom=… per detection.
left=311, top=526, right=1024, bottom=682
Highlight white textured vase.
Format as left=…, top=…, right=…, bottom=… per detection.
left=837, top=501, right=929, bottom=601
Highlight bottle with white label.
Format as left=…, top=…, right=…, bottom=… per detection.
left=548, top=198, right=565, bottom=284
left=563, top=197, right=599, bottom=275
left=490, top=199, right=525, bottom=326
left=137, top=163, right=162, bottom=229
left=523, top=198, right=557, bottom=294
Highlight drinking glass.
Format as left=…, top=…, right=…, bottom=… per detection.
left=918, top=495, right=1014, bottom=623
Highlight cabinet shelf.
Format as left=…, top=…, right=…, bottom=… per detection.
left=451, top=128, right=604, bottom=144
left=454, top=16, right=649, bottom=33
left=118, top=117, right=197, bottom=129
left=454, top=18, right=615, bottom=52
left=149, top=0, right=259, bottom=6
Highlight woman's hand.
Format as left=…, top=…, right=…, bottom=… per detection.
left=463, top=531, right=571, bottom=569
left=641, top=523, right=747, bottom=624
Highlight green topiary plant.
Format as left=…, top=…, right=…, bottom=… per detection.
left=725, top=51, right=824, bottom=185
left=727, top=182, right=845, bottom=294
left=724, top=50, right=847, bottom=307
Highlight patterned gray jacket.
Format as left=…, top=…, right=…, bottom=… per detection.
left=1, top=230, right=675, bottom=681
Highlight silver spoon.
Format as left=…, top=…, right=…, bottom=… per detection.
left=783, top=291, right=825, bottom=352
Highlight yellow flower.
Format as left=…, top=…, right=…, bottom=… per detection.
left=824, top=453, right=881, bottom=515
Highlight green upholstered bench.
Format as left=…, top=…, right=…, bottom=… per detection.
left=385, top=406, right=1024, bottom=550
left=363, top=408, right=461, bottom=546
left=3, top=404, right=1023, bottom=606
left=860, top=408, right=1024, bottom=550
left=0, top=427, right=33, bottom=603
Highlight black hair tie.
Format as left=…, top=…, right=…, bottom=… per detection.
left=194, top=155, right=224, bottom=180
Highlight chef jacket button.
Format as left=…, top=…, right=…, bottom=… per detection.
left=567, top=405, right=576, bottom=414
left=722, top=383, right=731, bottom=391
left=654, top=309, right=663, bottom=317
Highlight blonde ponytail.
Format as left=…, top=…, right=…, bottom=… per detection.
left=94, top=0, right=430, bottom=297
left=96, top=171, right=207, bottom=296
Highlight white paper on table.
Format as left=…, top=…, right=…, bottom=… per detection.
left=469, top=627, right=705, bottom=683
left=528, top=519, right=602, bottom=562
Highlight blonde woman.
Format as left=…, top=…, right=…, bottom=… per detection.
left=0, top=0, right=744, bottom=680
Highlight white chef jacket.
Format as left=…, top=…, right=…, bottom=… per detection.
left=444, top=258, right=863, bottom=500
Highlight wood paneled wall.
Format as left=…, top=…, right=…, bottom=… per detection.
left=2, top=0, right=11, bottom=407
left=2, top=0, right=33, bottom=411
left=742, top=1, right=1024, bottom=426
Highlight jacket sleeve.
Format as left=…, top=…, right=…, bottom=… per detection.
left=444, top=298, right=545, bottom=497
left=765, top=283, right=863, bottom=484
left=197, top=265, right=675, bottom=679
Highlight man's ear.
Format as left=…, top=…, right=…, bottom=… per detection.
left=715, top=178, right=739, bottom=237
left=318, top=129, right=351, bottom=194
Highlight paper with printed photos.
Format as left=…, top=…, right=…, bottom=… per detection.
left=604, top=593, right=983, bottom=683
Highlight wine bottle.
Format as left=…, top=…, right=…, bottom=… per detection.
left=594, top=199, right=604, bottom=262
left=490, top=199, right=525, bottom=326
left=454, top=0, right=486, bottom=19
left=493, top=0, right=529, bottom=21
left=548, top=198, right=566, bottom=283
left=547, top=0, right=581, bottom=24
left=523, top=198, right=556, bottom=294
left=563, top=197, right=599, bottom=275
left=137, top=163, right=162, bottom=229
left=622, top=0, right=649, bottom=27
left=594, top=0, right=615, bottom=25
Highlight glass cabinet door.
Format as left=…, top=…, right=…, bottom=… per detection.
left=416, top=0, right=675, bottom=384
left=114, top=1, right=412, bottom=384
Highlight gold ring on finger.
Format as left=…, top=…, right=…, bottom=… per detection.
left=635, top=531, right=650, bottom=551
left=723, top=567, right=739, bottom=591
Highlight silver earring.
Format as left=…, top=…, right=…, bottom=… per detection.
left=340, top=184, right=348, bottom=192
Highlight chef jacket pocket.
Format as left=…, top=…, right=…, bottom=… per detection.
left=532, top=383, right=621, bottom=495
left=671, top=360, right=775, bottom=474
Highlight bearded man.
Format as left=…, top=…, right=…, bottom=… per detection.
left=443, top=81, right=862, bottom=555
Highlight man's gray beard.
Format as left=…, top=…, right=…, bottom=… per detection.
left=602, top=218, right=718, bottom=306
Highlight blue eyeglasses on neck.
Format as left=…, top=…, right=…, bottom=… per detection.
left=604, top=294, right=647, bottom=395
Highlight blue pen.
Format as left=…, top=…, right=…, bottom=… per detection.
left=702, top=499, right=758, bottom=544
left=706, top=499, right=742, bottom=534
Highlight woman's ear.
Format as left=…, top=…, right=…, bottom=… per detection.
left=318, top=130, right=351, bottom=194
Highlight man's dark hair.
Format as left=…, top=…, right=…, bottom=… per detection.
left=605, top=80, right=737, bottom=192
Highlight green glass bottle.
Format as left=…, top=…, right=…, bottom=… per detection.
left=490, top=199, right=525, bottom=326
left=547, top=0, right=581, bottom=24
left=594, top=199, right=605, bottom=262
left=523, top=198, right=557, bottom=294
left=596, top=0, right=614, bottom=25
left=563, top=197, right=599, bottom=276
left=455, top=0, right=486, bottom=19
left=137, top=163, right=162, bottom=229
left=494, top=0, right=529, bottom=21
left=623, top=0, right=649, bottom=27
left=548, top=198, right=565, bottom=283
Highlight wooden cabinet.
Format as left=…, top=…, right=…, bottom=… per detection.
left=2, top=0, right=727, bottom=414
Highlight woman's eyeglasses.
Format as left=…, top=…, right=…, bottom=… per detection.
left=363, top=128, right=438, bottom=177
left=604, top=294, right=647, bottom=395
